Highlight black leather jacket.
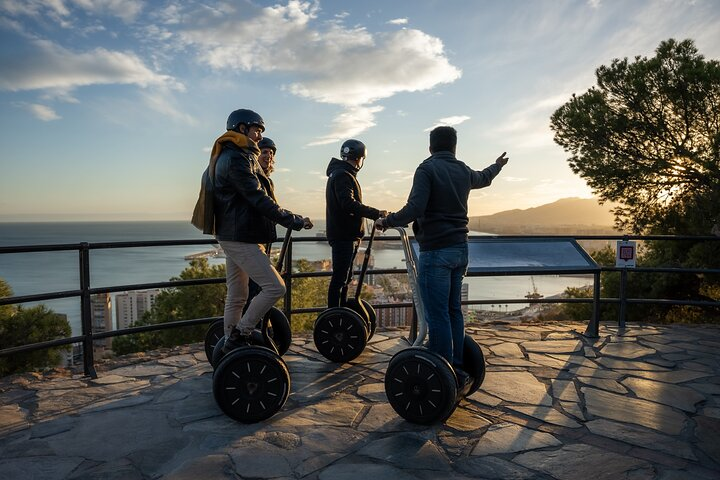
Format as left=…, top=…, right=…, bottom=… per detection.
left=325, top=158, right=381, bottom=242
left=213, top=142, right=304, bottom=243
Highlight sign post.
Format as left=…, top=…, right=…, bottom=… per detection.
left=616, top=240, right=637, bottom=328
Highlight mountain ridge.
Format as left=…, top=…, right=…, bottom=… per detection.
left=469, top=197, right=619, bottom=235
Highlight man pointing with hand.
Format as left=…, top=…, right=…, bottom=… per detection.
left=375, top=126, right=508, bottom=375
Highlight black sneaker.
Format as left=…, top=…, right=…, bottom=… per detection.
left=221, top=330, right=251, bottom=355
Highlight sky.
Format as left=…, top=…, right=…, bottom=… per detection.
left=1, top=0, right=719, bottom=222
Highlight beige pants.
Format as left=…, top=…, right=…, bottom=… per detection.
left=219, top=240, right=286, bottom=337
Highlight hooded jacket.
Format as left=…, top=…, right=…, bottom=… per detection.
left=212, top=132, right=304, bottom=243
left=325, top=158, right=381, bottom=242
left=385, top=151, right=502, bottom=251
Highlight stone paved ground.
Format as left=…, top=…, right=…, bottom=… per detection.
left=1, top=321, right=719, bottom=480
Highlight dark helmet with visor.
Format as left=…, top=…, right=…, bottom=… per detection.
left=340, top=139, right=367, bottom=161
left=226, top=109, right=265, bottom=132
left=258, top=137, right=277, bottom=153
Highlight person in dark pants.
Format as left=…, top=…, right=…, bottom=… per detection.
left=325, top=139, right=387, bottom=308
left=375, top=126, right=509, bottom=372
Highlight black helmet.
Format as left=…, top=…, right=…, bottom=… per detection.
left=340, top=139, right=366, bottom=161
left=226, top=109, right=265, bottom=132
left=258, top=137, right=276, bottom=153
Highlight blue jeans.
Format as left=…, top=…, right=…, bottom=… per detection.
left=417, top=243, right=468, bottom=366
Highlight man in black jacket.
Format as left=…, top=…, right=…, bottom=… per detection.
left=375, top=126, right=508, bottom=370
left=212, top=109, right=312, bottom=353
left=325, top=139, right=387, bottom=308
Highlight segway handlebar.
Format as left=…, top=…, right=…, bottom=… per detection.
left=353, top=224, right=377, bottom=301
left=394, top=227, right=427, bottom=346
left=275, top=228, right=293, bottom=274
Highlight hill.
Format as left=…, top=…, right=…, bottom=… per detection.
left=469, top=197, right=619, bottom=235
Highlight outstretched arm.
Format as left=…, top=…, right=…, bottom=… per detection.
left=470, top=152, right=509, bottom=189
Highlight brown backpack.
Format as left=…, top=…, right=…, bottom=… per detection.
left=191, top=163, right=215, bottom=235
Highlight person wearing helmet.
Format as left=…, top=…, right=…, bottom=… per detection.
left=211, top=109, right=313, bottom=353
left=325, top=139, right=387, bottom=308
left=257, top=137, right=277, bottom=177
left=375, top=126, right=509, bottom=375
left=246, top=136, right=278, bottom=302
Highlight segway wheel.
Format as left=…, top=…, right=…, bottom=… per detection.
left=462, top=335, right=486, bottom=396
left=360, top=300, right=377, bottom=339
left=204, top=319, right=225, bottom=363
left=264, top=307, right=292, bottom=357
left=212, top=347, right=290, bottom=423
left=313, top=308, right=368, bottom=363
left=211, top=335, right=227, bottom=369
left=344, top=298, right=372, bottom=340
left=384, top=347, right=458, bottom=424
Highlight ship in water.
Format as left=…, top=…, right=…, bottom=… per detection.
left=184, top=245, right=225, bottom=260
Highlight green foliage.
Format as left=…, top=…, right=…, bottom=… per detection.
left=112, top=259, right=227, bottom=355
left=289, top=259, right=330, bottom=332
left=552, top=38, right=720, bottom=324
left=551, top=38, right=720, bottom=236
left=0, top=278, right=14, bottom=320
left=0, top=299, right=72, bottom=376
left=561, top=286, right=594, bottom=321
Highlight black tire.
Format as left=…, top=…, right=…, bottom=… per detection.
left=204, top=319, right=225, bottom=363
left=361, top=300, right=377, bottom=339
left=313, top=307, right=368, bottom=363
left=264, top=307, right=292, bottom=356
left=384, top=347, right=458, bottom=424
left=462, top=335, right=486, bottom=396
left=344, top=298, right=372, bottom=340
left=211, top=335, right=227, bottom=369
left=212, top=346, right=290, bottom=423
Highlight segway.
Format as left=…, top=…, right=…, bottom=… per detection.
left=204, top=234, right=293, bottom=365
left=312, top=225, right=377, bottom=363
left=383, top=227, right=486, bottom=424
left=212, top=319, right=291, bottom=423
left=211, top=229, right=295, bottom=423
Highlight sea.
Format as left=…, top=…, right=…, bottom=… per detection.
left=0, top=221, right=593, bottom=335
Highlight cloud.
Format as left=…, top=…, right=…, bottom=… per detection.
left=0, top=0, right=144, bottom=23
left=306, top=105, right=384, bottom=146
left=70, top=0, right=144, bottom=23
left=0, top=39, right=182, bottom=92
left=175, top=0, right=460, bottom=143
left=140, top=88, right=197, bottom=125
left=283, top=28, right=461, bottom=106
left=25, top=103, right=61, bottom=121
left=424, top=115, right=471, bottom=131
left=388, top=18, right=408, bottom=25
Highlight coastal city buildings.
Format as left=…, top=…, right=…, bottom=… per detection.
left=91, top=293, right=113, bottom=358
left=115, top=289, right=160, bottom=330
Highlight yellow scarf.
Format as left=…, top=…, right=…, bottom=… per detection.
left=208, top=131, right=261, bottom=176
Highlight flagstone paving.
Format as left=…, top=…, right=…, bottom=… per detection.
left=1, top=321, right=719, bottom=479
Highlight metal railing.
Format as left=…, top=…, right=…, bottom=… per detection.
left=1, top=234, right=718, bottom=378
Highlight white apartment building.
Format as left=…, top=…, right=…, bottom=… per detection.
left=91, top=293, right=113, bottom=357
left=115, top=289, right=160, bottom=330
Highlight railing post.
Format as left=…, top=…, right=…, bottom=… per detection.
left=584, top=271, right=601, bottom=338
left=79, top=243, right=97, bottom=378
left=619, top=269, right=628, bottom=328
left=283, top=237, right=293, bottom=324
